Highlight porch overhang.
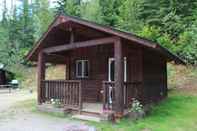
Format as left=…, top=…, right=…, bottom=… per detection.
left=43, top=36, right=117, bottom=54
left=26, top=13, right=185, bottom=65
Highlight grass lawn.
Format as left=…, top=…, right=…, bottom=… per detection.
left=89, top=90, right=197, bottom=131
left=15, top=64, right=197, bottom=131
left=7, top=87, right=197, bottom=131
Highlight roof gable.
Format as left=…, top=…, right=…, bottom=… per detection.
left=26, top=14, right=185, bottom=64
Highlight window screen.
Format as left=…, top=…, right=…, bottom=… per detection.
left=76, top=60, right=89, bottom=78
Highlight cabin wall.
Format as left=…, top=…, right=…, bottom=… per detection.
left=123, top=43, right=143, bottom=83
left=68, top=44, right=113, bottom=102
left=62, top=42, right=168, bottom=104
left=123, top=43, right=144, bottom=102
left=142, top=49, right=167, bottom=103
left=65, top=42, right=144, bottom=103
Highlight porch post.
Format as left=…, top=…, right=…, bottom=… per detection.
left=37, top=51, right=46, bottom=105
left=114, top=37, right=124, bottom=117
left=65, top=58, right=70, bottom=80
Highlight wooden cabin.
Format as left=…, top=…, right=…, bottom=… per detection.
left=26, top=14, right=184, bottom=119
left=0, top=69, right=14, bottom=87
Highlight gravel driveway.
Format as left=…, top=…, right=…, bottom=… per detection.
left=0, top=89, right=34, bottom=112
left=0, top=89, right=96, bottom=131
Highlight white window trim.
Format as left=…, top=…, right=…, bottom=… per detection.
left=76, top=60, right=89, bottom=78
left=108, top=57, right=127, bottom=82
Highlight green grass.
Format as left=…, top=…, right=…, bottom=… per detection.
left=89, top=90, right=197, bottom=131
left=10, top=64, right=197, bottom=131
left=6, top=89, right=197, bottom=131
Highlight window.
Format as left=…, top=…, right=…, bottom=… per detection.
left=76, top=60, right=89, bottom=78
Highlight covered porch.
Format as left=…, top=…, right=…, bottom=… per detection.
left=26, top=15, right=181, bottom=119
left=37, top=35, right=143, bottom=117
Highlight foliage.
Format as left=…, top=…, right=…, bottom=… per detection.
left=137, top=0, right=197, bottom=39
left=98, top=0, right=123, bottom=26
left=32, top=0, right=54, bottom=40
left=176, top=23, right=197, bottom=65
left=56, top=0, right=81, bottom=16
left=80, top=0, right=102, bottom=23
left=138, top=25, right=176, bottom=52
left=51, top=99, right=62, bottom=108
left=118, top=0, right=143, bottom=33
left=0, top=0, right=197, bottom=75
left=130, top=98, right=144, bottom=114
left=0, top=0, right=54, bottom=74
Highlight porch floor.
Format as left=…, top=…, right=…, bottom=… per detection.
left=38, top=102, right=103, bottom=114
left=82, top=103, right=103, bottom=114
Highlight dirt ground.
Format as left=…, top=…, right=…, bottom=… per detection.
left=0, top=89, right=35, bottom=112
left=0, top=89, right=95, bottom=131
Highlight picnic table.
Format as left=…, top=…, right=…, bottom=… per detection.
left=0, top=85, right=12, bottom=93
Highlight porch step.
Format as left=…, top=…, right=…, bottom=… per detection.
left=72, top=114, right=101, bottom=122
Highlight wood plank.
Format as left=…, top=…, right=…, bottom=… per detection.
left=69, top=27, right=74, bottom=44
left=43, top=37, right=116, bottom=53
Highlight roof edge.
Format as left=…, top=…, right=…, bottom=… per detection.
left=156, top=44, right=186, bottom=65
left=26, top=13, right=185, bottom=65
left=25, top=13, right=63, bottom=61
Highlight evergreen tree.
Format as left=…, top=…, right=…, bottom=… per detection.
left=2, top=0, right=8, bottom=26
left=99, top=0, right=123, bottom=26
left=21, top=0, right=35, bottom=48
left=118, top=0, right=143, bottom=33
left=33, top=0, right=54, bottom=40
left=138, top=0, right=197, bottom=39
left=56, top=0, right=81, bottom=16
left=80, top=0, right=102, bottom=23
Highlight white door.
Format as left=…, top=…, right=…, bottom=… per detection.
left=108, top=57, right=127, bottom=104
left=108, top=57, right=127, bottom=82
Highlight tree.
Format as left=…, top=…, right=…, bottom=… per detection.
left=33, top=0, right=54, bottom=40
left=2, top=0, right=8, bottom=26
left=80, top=0, right=102, bottom=23
left=138, top=0, right=197, bottom=39
left=56, top=0, right=81, bottom=16
left=118, top=0, right=143, bottom=33
left=176, top=23, right=197, bottom=65
left=20, top=0, right=35, bottom=48
left=99, top=0, right=123, bottom=26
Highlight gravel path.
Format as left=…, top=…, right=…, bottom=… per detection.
left=0, top=90, right=96, bottom=131
left=0, top=89, right=35, bottom=112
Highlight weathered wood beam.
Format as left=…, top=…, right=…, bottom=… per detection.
left=44, top=54, right=66, bottom=64
left=43, top=36, right=116, bottom=53
left=37, top=51, right=46, bottom=104
left=69, top=27, right=74, bottom=44
left=114, top=37, right=124, bottom=117
left=65, top=57, right=70, bottom=80
left=26, top=16, right=69, bottom=61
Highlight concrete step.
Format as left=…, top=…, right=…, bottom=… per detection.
left=72, top=114, right=101, bottom=122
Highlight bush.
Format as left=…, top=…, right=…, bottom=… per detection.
left=130, top=98, right=144, bottom=113
left=176, top=25, right=197, bottom=65
left=128, top=98, right=145, bottom=120
left=138, top=25, right=197, bottom=65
